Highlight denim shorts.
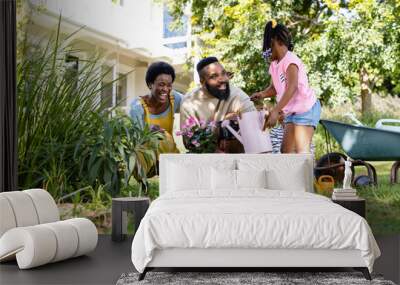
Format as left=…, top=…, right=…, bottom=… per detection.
left=284, top=100, right=321, bottom=128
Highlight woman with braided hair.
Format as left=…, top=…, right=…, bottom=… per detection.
left=251, top=20, right=321, bottom=154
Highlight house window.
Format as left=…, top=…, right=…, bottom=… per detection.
left=164, top=42, right=187, bottom=49
left=101, top=67, right=128, bottom=108
left=116, top=73, right=127, bottom=106
left=163, top=5, right=188, bottom=49
left=65, top=55, right=79, bottom=89
left=101, top=65, right=113, bottom=109
left=111, top=0, right=123, bottom=6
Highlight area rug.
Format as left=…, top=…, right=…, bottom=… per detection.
left=116, top=271, right=396, bottom=285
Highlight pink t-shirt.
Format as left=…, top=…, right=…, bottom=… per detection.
left=269, top=51, right=316, bottom=114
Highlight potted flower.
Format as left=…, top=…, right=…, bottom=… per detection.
left=176, top=116, right=217, bottom=153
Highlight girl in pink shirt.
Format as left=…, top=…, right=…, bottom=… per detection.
left=251, top=20, right=321, bottom=153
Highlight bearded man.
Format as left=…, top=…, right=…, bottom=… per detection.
left=180, top=57, right=255, bottom=127
left=180, top=57, right=256, bottom=152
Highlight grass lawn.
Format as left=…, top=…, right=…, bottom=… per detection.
left=356, top=161, right=400, bottom=235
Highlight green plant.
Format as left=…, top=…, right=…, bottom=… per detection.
left=121, top=177, right=160, bottom=201
left=17, top=17, right=162, bottom=199
left=120, top=120, right=163, bottom=196
left=71, top=189, right=82, bottom=217
left=167, top=0, right=400, bottom=114
left=17, top=18, right=114, bottom=198
left=81, top=184, right=113, bottom=211
left=75, top=114, right=163, bottom=196
left=74, top=114, right=124, bottom=197
left=58, top=184, right=113, bottom=233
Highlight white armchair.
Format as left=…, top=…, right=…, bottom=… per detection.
left=0, top=189, right=98, bottom=269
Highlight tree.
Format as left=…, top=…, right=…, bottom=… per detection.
left=165, top=0, right=400, bottom=114
left=167, top=0, right=332, bottom=94
left=297, top=0, right=399, bottom=114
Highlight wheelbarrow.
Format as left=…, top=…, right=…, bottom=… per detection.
left=317, top=119, right=400, bottom=185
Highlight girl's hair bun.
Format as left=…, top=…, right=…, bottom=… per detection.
left=262, top=21, right=293, bottom=52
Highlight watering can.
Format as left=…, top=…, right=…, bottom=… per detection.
left=221, top=110, right=272, bottom=154
left=314, top=175, right=335, bottom=196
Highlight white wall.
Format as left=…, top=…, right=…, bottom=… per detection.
left=30, top=0, right=165, bottom=54
left=133, top=66, right=148, bottom=99
left=28, top=0, right=191, bottom=105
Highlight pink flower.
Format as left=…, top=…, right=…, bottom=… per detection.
left=186, top=116, right=200, bottom=128
left=199, top=119, right=207, bottom=129
left=191, top=139, right=200, bottom=147
left=186, top=131, right=194, bottom=138
left=175, top=130, right=182, bottom=136
left=187, top=117, right=195, bottom=124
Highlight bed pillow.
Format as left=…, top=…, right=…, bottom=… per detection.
left=167, top=160, right=236, bottom=192
left=266, top=167, right=307, bottom=192
left=237, top=158, right=308, bottom=191
left=211, top=168, right=237, bottom=191
left=236, top=169, right=268, bottom=189
left=167, top=163, right=211, bottom=191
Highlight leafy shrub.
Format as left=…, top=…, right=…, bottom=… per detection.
left=18, top=20, right=161, bottom=199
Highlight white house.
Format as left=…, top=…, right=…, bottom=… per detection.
left=26, top=0, right=193, bottom=110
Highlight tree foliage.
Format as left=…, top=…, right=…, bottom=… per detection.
left=166, top=0, right=400, bottom=113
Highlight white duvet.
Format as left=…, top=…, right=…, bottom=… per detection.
left=131, top=190, right=380, bottom=273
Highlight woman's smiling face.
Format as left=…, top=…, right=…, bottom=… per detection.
left=149, top=74, right=173, bottom=104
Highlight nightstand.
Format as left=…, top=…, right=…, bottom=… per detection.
left=332, top=197, right=366, bottom=218
left=112, top=197, right=150, bottom=242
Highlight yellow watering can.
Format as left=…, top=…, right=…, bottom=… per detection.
left=314, top=175, right=335, bottom=196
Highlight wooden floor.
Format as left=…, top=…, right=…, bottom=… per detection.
left=0, top=235, right=134, bottom=285
left=0, top=234, right=399, bottom=285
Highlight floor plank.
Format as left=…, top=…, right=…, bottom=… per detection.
left=0, top=235, right=398, bottom=285
left=0, top=235, right=134, bottom=285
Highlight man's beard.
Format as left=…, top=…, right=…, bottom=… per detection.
left=205, top=82, right=230, bottom=100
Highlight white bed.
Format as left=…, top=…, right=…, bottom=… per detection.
left=131, top=154, right=380, bottom=280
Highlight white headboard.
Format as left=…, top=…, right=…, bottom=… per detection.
left=159, top=154, right=314, bottom=196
